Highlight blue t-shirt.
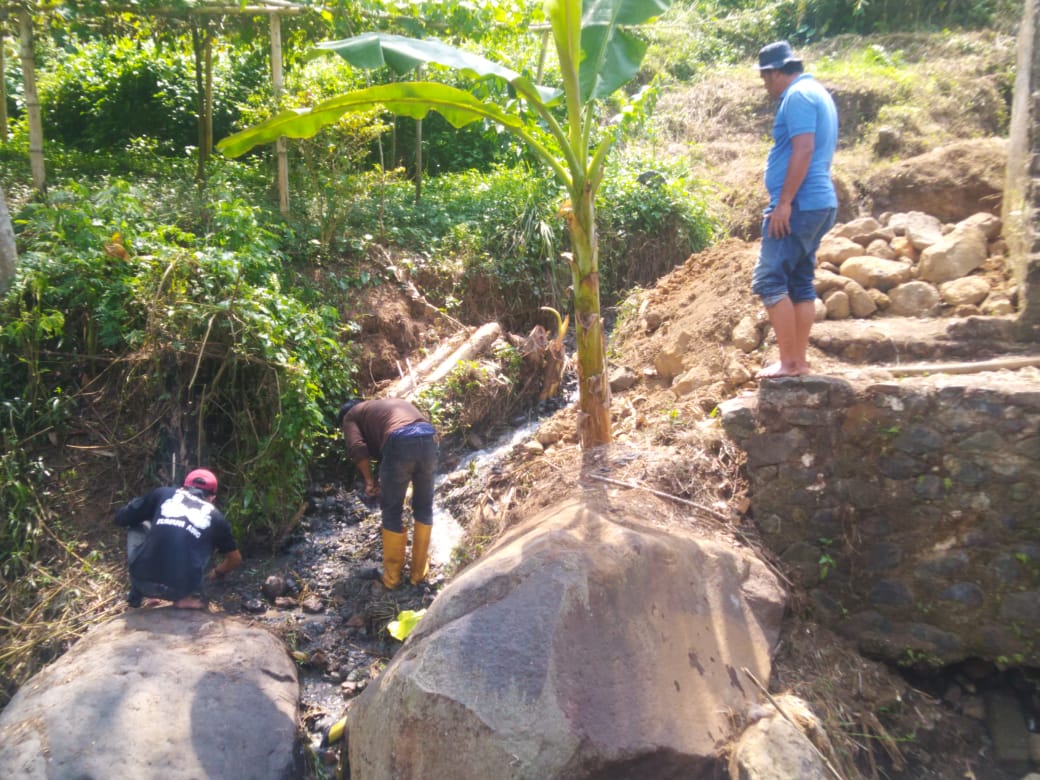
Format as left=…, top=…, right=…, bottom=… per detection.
left=764, top=74, right=838, bottom=211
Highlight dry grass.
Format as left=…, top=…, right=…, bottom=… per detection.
left=0, top=551, right=124, bottom=707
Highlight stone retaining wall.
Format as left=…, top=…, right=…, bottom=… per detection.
left=1005, top=0, right=1040, bottom=327
left=720, top=373, right=1040, bottom=670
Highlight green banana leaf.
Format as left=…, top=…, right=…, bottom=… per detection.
left=316, top=32, right=560, bottom=106
left=553, top=0, right=671, bottom=103
left=217, top=82, right=523, bottom=159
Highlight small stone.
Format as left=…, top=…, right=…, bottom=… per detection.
left=243, top=598, right=266, bottom=613
left=301, top=596, right=325, bottom=614
left=262, top=574, right=287, bottom=600
left=274, top=596, right=297, bottom=609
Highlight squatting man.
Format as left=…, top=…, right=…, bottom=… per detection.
left=115, top=468, right=241, bottom=609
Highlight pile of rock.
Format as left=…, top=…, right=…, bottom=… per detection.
left=813, top=210, right=1014, bottom=320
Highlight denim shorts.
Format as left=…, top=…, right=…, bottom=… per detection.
left=751, top=206, right=837, bottom=308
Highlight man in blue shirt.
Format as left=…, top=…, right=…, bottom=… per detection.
left=751, top=41, right=838, bottom=378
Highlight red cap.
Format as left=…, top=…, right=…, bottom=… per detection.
left=183, top=468, right=218, bottom=496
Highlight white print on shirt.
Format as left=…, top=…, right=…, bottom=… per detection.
left=157, top=489, right=214, bottom=538
left=156, top=516, right=202, bottom=539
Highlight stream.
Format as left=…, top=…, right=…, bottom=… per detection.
left=204, top=406, right=557, bottom=771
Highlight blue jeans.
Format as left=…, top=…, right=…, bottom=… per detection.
left=379, top=433, right=437, bottom=533
left=751, top=206, right=837, bottom=307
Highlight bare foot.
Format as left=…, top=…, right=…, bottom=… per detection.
left=756, top=361, right=810, bottom=379
left=141, top=598, right=165, bottom=608
left=172, top=596, right=206, bottom=610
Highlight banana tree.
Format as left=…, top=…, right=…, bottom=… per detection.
left=218, top=0, right=671, bottom=448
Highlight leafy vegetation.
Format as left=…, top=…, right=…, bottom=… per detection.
left=0, top=0, right=1025, bottom=715
left=1, top=167, right=358, bottom=557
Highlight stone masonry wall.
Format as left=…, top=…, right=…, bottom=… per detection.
left=1004, top=0, right=1040, bottom=327
left=720, top=374, right=1040, bottom=670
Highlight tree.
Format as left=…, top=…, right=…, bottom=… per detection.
left=0, top=188, right=16, bottom=294
left=218, top=0, right=671, bottom=448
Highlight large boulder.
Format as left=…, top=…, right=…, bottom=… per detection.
left=0, top=609, right=299, bottom=780
left=348, top=498, right=787, bottom=779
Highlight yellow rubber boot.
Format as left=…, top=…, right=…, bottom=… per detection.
left=409, top=522, right=432, bottom=585
left=381, top=529, right=406, bottom=590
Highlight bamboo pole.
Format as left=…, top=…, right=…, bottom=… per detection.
left=270, top=13, right=289, bottom=216
left=1, top=16, right=8, bottom=144
left=17, top=8, right=44, bottom=194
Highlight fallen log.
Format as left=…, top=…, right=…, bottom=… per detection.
left=383, top=329, right=473, bottom=399
left=384, top=322, right=502, bottom=401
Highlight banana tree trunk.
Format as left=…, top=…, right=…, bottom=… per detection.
left=568, top=185, right=611, bottom=447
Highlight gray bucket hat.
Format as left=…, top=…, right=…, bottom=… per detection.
left=757, top=40, right=802, bottom=70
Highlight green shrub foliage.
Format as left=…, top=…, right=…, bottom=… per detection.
left=37, top=37, right=262, bottom=155
left=0, top=170, right=357, bottom=557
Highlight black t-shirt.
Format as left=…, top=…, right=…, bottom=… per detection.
left=115, top=486, right=236, bottom=596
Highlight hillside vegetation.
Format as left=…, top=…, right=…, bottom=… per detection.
left=0, top=0, right=1023, bottom=728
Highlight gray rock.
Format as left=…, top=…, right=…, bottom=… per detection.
left=733, top=315, right=763, bottom=353
left=0, top=610, right=298, bottom=780
left=918, top=225, right=988, bottom=284
left=958, top=211, right=1002, bottom=240
left=823, top=289, right=851, bottom=320
left=839, top=256, right=914, bottom=291
left=347, top=498, right=786, bottom=780
left=866, top=238, right=896, bottom=259
left=608, top=364, right=638, bottom=392
left=729, top=710, right=828, bottom=780
left=888, top=281, right=941, bottom=317
left=940, top=276, right=991, bottom=306
left=905, top=211, right=945, bottom=249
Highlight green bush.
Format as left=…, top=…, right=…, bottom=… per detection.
left=0, top=172, right=357, bottom=549
left=596, top=154, right=722, bottom=301
left=343, top=164, right=566, bottom=326
left=36, top=37, right=263, bottom=155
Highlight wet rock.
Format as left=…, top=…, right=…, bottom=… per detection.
left=985, top=689, right=1032, bottom=764
left=262, top=574, right=288, bottom=600
left=243, top=598, right=267, bottom=613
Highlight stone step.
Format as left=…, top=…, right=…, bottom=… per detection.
left=810, top=315, right=1037, bottom=365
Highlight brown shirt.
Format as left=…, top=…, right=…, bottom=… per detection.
left=341, top=399, right=430, bottom=464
